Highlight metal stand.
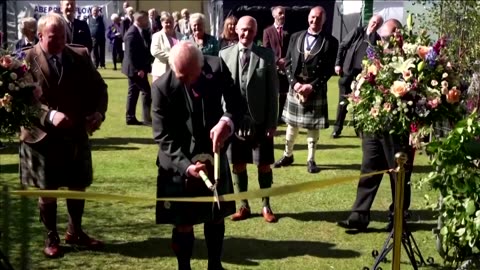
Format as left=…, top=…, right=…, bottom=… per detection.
left=365, top=153, right=433, bottom=270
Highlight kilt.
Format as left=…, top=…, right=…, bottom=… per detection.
left=20, top=135, right=93, bottom=189
left=227, top=127, right=275, bottom=165
left=156, top=153, right=236, bottom=225
left=282, top=83, right=329, bottom=130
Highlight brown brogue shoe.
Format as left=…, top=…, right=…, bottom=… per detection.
left=44, top=231, right=63, bottom=258
left=231, top=206, right=251, bottom=221
left=65, top=231, right=104, bottom=250
left=262, top=207, right=277, bottom=223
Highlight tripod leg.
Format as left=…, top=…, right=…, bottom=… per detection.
left=406, top=229, right=427, bottom=265
left=372, top=230, right=394, bottom=269
left=402, top=234, right=419, bottom=270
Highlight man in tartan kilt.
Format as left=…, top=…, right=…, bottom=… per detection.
left=274, top=6, right=338, bottom=173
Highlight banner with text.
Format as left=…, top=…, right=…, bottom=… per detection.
left=29, top=3, right=108, bottom=20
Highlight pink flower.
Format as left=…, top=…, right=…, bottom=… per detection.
left=390, top=81, right=409, bottom=97
left=427, top=97, right=441, bottom=109
left=0, top=55, right=13, bottom=69
left=383, top=102, right=392, bottom=112
left=370, top=107, right=380, bottom=117
left=402, top=70, right=412, bottom=81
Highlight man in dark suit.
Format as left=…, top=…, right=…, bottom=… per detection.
left=148, top=8, right=162, bottom=34
left=61, top=0, right=93, bottom=51
left=15, top=17, right=39, bottom=50
left=274, top=6, right=338, bottom=173
left=21, top=12, right=108, bottom=258
left=337, top=19, right=413, bottom=232
left=88, top=6, right=106, bottom=68
left=220, top=16, right=279, bottom=223
left=153, top=41, right=243, bottom=270
left=121, top=7, right=134, bottom=38
left=263, top=6, right=290, bottom=124
left=332, top=15, right=383, bottom=139
left=122, top=11, right=152, bottom=125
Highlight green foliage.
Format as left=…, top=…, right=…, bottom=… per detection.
left=422, top=113, right=480, bottom=264
left=416, top=0, right=480, bottom=76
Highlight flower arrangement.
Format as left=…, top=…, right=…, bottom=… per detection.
left=347, top=14, right=466, bottom=144
left=0, top=49, right=40, bottom=138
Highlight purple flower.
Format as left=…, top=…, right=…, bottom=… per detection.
left=426, top=49, right=437, bottom=67
left=15, top=50, right=26, bottom=60
left=366, top=45, right=377, bottom=60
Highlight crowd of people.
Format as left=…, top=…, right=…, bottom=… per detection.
left=9, top=1, right=414, bottom=269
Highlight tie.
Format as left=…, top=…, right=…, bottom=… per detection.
left=307, top=32, right=319, bottom=38
left=277, top=26, right=283, bottom=46
left=51, top=55, right=62, bottom=77
left=240, top=48, right=250, bottom=69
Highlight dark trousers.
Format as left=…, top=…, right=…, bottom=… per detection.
left=126, top=75, right=152, bottom=123
left=112, top=44, right=123, bottom=69
left=333, top=71, right=359, bottom=133
left=351, top=133, right=413, bottom=217
left=91, top=38, right=106, bottom=68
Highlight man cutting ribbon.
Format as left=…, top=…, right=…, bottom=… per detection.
left=152, top=41, right=243, bottom=270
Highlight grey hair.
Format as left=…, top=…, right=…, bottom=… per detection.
left=18, top=17, right=37, bottom=35
left=172, top=11, right=180, bottom=21
left=37, top=12, right=66, bottom=35
left=160, top=12, right=173, bottom=23
left=189, top=13, right=205, bottom=25
left=271, top=6, right=285, bottom=16
left=169, top=40, right=204, bottom=73
left=311, top=6, right=327, bottom=25
left=111, top=13, right=119, bottom=21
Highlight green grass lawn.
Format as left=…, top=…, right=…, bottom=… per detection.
left=0, top=66, right=447, bottom=270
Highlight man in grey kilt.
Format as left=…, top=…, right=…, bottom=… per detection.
left=274, top=6, right=338, bottom=173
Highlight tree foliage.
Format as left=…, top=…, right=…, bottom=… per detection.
left=416, top=0, right=480, bottom=77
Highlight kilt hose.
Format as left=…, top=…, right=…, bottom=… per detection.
left=282, top=83, right=329, bottom=130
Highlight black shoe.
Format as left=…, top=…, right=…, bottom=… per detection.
left=0, top=142, right=6, bottom=150
left=274, top=155, right=294, bottom=168
left=307, top=160, right=320, bottom=173
left=126, top=119, right=143, bottom=125
left=385, top=211, right=411, bottom=231
left=337, top=219, right=369, bottom=231
left=331, top=131, right=341, bottom=139
left=113, top=66, right=117, bottom=71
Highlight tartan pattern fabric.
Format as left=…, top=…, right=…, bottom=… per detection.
left=155, top=152, right=236, bottom=225
left=20, top=137, right=93, bottom=189
left=282, top=83, right=329, bottom=129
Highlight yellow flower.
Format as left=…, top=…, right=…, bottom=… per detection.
left=368, top=65, right=378, bottom=76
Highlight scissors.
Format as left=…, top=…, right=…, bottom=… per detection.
left=195, top=152, right=221, bottom=210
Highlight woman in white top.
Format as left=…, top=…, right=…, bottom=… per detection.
left=150, top=13, right=183, bottom=82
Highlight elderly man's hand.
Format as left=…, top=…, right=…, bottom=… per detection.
left=210, top=119, right=231, bottom=153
